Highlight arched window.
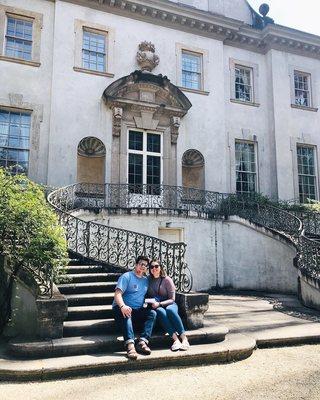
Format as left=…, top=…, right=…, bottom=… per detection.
left=77, top=137, right=106, bottom=184
left=182, top=149, right=205, bottom=190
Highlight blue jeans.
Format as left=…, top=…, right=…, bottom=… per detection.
left=113, top=305, right=157, bottom=346
left=156, top=303, right=185, bottom=337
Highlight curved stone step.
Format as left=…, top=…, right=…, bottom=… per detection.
left=59, top=273, right=121, bottom=284
left=67, top=305, right=114, bottom=321
left=57, top=282, right=117, bottom=295
left=8, top=324, right=229, bottom=358
left=65, top=292, right=114, bottom=307
left=64, top=265, right=106, bottom=274
left=1, top=333, right=255, bottom=381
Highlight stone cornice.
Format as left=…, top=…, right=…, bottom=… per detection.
left=62, top=0, right=320, bottom=60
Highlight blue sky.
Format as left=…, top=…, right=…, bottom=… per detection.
left=247, top=0, right=320, bottom=36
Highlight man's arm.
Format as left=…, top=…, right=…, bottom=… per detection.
left=114, top=288, right=132, bottom=317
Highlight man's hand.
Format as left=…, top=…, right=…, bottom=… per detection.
left=121, top=305, right=132, bottom=318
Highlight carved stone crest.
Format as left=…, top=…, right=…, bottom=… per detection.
left=112, top=107, right=123, bottom=137
left=136, top=41, right=160, bottom=72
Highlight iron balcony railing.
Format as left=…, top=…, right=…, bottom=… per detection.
left=46, top=182, right=320, bottom=296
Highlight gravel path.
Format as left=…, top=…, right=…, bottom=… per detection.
left=1, top=344, right=320, bottom=400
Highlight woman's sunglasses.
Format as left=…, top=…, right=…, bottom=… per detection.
left=150, top=264, right=160, bottom=269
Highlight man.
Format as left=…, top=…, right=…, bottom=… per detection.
left=113, top=255, right=157, bottom=360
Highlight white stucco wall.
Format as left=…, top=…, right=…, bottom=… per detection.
left=300, top=274, right=320, bottom=311
left=222, top=217, right=298, bottom=293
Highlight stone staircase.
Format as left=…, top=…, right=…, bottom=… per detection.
left=7, top=258, right=230, bottom=361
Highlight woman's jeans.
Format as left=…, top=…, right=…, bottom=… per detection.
left=156, top=303, right=185, bottom=337
left=113, top=305, right=157, bottom=345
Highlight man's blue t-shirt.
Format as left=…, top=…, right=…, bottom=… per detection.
left=113, top=271, right=148, bottom=309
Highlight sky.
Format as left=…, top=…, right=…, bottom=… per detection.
left=247, top=0, right=320, bottom=36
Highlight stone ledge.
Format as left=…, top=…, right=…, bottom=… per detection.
left=176, top=292, right=209, bottom=329
left=1, top=333, right=254, bottom=381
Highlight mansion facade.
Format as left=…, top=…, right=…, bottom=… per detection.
left=1, top=0, right=320, bottom=203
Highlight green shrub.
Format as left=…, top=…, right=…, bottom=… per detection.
left=0, top=168, right=68, bottom=294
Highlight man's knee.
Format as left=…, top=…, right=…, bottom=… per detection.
left=148, top=309, right=157, bottom=320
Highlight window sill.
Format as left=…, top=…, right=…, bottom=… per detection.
left=0, top=55, right=40, bottom=67
left=73, top=67, right=115, bottom=78
left=291, top=104, right=318, bottom=112
left=230, top=99, right=260, bottom=107
left=179, top=87, right=209, bottom=96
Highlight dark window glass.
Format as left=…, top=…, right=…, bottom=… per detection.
left=147, top=133, right=160, bottom=153
left=129, top=131, right=143, bottom=151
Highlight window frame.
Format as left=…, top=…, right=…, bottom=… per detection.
left=235, top=140, right=258, bottom=195
left=127, top=129, right=163, bottom=192
left=229, top=58, right=260, bottom=107
left=0, top=5, right=42, bottom=67
left=235, top=65, right=253, bottom=103
left=289, top=66, right=318, bottom=112
left=74, top=20, right=114, bottom=78
left=176, top=43, right=209, bottom=95
left=181, top=50, right=203, bottom=91
left=296, top=144, right=318, bottom=203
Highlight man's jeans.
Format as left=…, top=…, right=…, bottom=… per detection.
left=113, top=305, right=157, bottom=345
left=156, top=303, right=185, bottom=337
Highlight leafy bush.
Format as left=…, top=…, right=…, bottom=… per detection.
left=0, top=168, right=68, bottom=293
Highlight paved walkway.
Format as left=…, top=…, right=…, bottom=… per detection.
left=207, top=292, right=320, bottom=345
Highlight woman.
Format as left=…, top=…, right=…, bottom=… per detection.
left=147, top=259, right=190, bottom=351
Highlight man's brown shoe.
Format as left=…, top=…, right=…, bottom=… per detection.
left=126, top=344, right=138, bottom=360
left=136, top=340, right=151, bottom=355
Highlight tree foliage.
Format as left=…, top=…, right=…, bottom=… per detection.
left=0, top=168, right=68, bottom=292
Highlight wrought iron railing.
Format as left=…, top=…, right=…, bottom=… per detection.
left=48, top=182, right=320, bottom=292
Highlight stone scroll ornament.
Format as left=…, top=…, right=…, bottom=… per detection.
left=136, top=41, right=160, bottom=72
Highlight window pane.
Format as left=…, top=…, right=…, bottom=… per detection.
left=147, top=133, right=161, bottom=153
left=0, top=110, right=30, bottom=175
left=129, top=131, right=143, bottom=151
left=235, top=66, right=252, bottom=102
left=147, top=156, right=161, bottom=185
left=128, top=153, right=143, bottom=185
left=5, top=17, right=33, bottom=61
left=294, top=72, right=310, bottom=107
left=297, top=145, right=317, bottom=202
left=182, top=51, right=202, bottom=90
left=82, top=30, right=106, bottom=71
left=235, top=141, right=256, bottom=195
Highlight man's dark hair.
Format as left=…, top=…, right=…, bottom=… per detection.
left=135, top=255, right=149, bottom=265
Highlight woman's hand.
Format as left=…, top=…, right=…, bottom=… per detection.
left=152, top=302, right=161, bottom=309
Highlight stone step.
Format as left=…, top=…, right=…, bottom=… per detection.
left=1, top=333, right=255, bottom=381
left=63, top=265, right=106, bottom=274
left=67, top=305, right=114, bottom=321
left=63, top=318, right=115, bottom=336
left=57, top=282, right=117, bottom=295
left=59, top=273, right=121, bottom=284
left=65, top=292, right=114, bottom=307
left=8, top=324, right=229, bottom=359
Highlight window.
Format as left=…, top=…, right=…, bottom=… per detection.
left=297, top=145, right=317, bottom=203
left=294, top=71, right=311, bottom=107
left=0, top=110, right=31, bottom=174
left=181, top=51, right=202, bottom=90
left=235, top=65, right=252, bottom=102
left=82, top=30, right=106, bottom=72
left=128, top=130, right=162, bottom=194
left=5, top=16, right=33, bottom=61
left=235, top=141, right=257, bottom=195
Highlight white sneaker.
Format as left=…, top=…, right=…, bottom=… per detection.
left=171, top=339, right=182, bottom=351
left=180, top=338, right=190, bottom=351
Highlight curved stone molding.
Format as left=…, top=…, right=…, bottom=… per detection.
left=77, top=137, right=106, bottom=157
left=136, top=41, right=160, bottom=72
left=182, top=149, right=205, bottom=167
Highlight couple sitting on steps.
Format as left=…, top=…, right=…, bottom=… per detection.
left=113, top=255, right=190, bottom=360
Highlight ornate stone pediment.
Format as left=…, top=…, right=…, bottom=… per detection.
left=103, top=70, right=192, bottom=113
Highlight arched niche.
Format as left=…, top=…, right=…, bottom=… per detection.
left=77, top=137, right=106, bottom=184
left=182, top=149, right=205, bottom=190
